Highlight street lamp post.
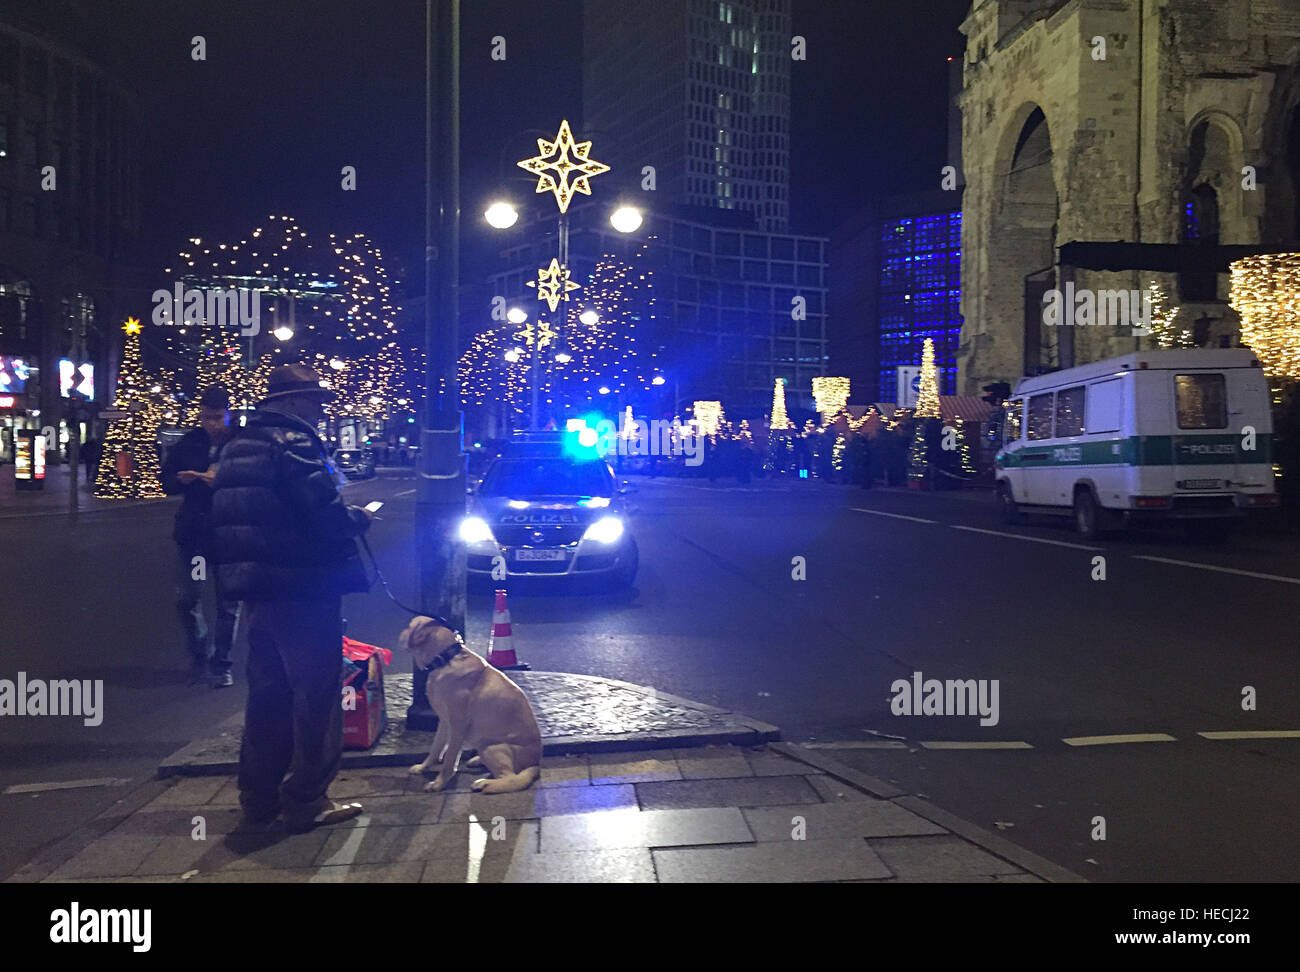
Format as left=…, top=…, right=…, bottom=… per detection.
left=411, top=0, right=466, bottom=731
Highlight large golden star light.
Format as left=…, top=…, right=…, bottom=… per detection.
left=123, top=317, right=142, bottom=334
left=527, top=258, right=580, bottom=313
left=517, top=119, right=610, bottom=214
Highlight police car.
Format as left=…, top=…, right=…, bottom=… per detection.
left=461, top=432, right=639, bottom=587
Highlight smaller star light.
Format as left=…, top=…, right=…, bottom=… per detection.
left=512, top=320, right=558, bottom=350
left=517, top=119, right=610, bottom=214
left=527, top=258, right=580, bottom=313
left=123, top=317, right=142, bottom=334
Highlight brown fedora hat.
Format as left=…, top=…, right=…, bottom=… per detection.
left=260, top=363, right=335, bottom=402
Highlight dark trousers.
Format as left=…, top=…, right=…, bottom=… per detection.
left=176, top=544, right=242, bottom=673
left=238, top=598, right=344, bottom=824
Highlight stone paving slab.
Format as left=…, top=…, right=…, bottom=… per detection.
left=539, top=807, right=752, bottom=851
left=635, top=774, right=823, bottom=811
left=653, top=838, right=893, bottom=883
left=742, top=801, right=948, bottom=841
left=159, top=670, right=780, bottom=778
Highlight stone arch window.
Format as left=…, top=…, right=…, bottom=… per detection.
left=1181, top=119, right=1234, bottom=301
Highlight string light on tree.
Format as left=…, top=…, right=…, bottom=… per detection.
left=769, top=377, right=793, bottom=430
left=1144, top=278, right=1194, bottom=350
left=811, top=376, right=850, bottom=424
left=914, top=338, right=941, bottom=418
left=1230, top=255, right=1300, bottom=381
left=693, top=401, right=723, bottom=436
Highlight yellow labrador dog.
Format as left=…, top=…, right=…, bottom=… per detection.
left=399, top=616, right=542, bottom=793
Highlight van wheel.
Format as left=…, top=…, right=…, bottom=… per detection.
left=1073, top=489, right=1101, bottom=539
left=997, top=482, right=1022, bottom=524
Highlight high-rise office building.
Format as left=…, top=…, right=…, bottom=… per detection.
left=583, top=0, right=791, bottom=233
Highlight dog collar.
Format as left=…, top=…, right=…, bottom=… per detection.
left=418, top=638, right=465, bottom=673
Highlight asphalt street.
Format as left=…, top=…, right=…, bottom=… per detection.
left=1, top=469, right=1298, bottom=880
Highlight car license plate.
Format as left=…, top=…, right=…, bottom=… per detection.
left=514, top=549, right=566, bottom=562
left=1179, top=479, right=1223, bottom=490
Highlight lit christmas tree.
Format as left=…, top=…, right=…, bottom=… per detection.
left=95, top=318, right=169, bottom=499
left=769, top=377, right=792, bottom=430
left=915, top=338, right=941, bottom=418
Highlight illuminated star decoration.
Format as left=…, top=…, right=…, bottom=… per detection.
left=123, top=316, right=142, bottom=335
left=517, top=119, right=610, bottom=214
left=513, top=320, right=559, bottom=350
left=527, top=258, right=580, bottom=313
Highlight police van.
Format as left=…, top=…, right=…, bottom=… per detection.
left=994, top=349, right=1278, bottom=540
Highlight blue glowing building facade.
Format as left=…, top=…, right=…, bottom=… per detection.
left=877, top=209, right=962, bottom=400
left=829, top=192, right=962, bottom=406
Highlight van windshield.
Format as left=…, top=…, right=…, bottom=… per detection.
left=1174, top=374, right=1227, bottom=429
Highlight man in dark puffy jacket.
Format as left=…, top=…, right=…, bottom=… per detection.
left=211, top=364, right=368, bottom=832
left=161, top=384, right=240, bottom=686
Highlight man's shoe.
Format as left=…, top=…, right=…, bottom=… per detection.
left=213, top=672, right=234, bottom=688
left=285, top=801, right=364, bottom=834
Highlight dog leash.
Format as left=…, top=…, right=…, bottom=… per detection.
left=358, top=532, right=462, bottom=637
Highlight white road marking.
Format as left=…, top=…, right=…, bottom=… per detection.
left=849, top=507, right=937, bottom=524
left=395, top=489, right=415, bottom=497
left=919, top=740, right=1033, bottom=750
left=799, top=740, right=910, bottom=749
left=1062, top=733, right=1176, bottom=747
left=950, top=525, right=1101, bottom=551
left=1197, top=730, right=1300, bottom=740
left=1133, top=555, right=1300, bottom=586
left=4, top=777, right=132, bottom=794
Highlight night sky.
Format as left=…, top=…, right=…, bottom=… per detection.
left=20, top=0, right=970, bottom=290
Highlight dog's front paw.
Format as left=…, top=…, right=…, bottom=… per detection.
left=470, top=777, right=491, bottom=792
left=409, top=762, right=431, bottom=775
left=424, top=778, right=447, bottom=792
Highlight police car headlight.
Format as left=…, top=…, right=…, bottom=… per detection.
left=459, top=516, right=495, bottom=544
left=583, top=516, right=625, bottom=544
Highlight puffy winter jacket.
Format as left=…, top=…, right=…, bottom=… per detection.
left=211, top=406, right=370, bottom=601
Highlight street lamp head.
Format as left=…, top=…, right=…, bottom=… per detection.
left=506, top=307, right=528, bottom=324
left=598, top=385, right=611, bottom=395
left=652, top=375, right=666, bottom=385
left=578, top=309, right=599, bottom=326
left=485, top=201, right=519, bottom=229
left=504, top=349, right=522, bottom=363
left=554, top=349, right=572, bottom=363
left=273, top=326, right=294, bottom=342
left=610, top=206, right=643, bottom=234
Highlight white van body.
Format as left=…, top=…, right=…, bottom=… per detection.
left=994, top=349, right=1277, bottom=536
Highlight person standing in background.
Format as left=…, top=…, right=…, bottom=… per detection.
left=162, top=384, right=241, bottom=686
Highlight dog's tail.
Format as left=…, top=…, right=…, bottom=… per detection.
left=477, top=765, right=540, bottom=794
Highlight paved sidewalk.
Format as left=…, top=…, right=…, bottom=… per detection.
left=159, top=670, right=782, bottom=777
left=8, top=743, right=1081, bottom=883
left=0, top=463, right=161, bottom=518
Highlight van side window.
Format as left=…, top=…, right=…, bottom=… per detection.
left=1085, top=378, right=1122, bottom=433
left=1026, top=393, right=1054, bottom=440
left=1055, top=386, right=1085, bottom=437
left=1003, top=401, right=1022, bottom=444
left=1175, top=374, right=1227, bottom=429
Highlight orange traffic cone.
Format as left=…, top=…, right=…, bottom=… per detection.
left=487, top=589, right=527, bottom=670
